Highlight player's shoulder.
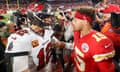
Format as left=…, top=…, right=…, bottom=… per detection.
left=92, top=31, right=110, bottom=43
left=92, top=31, right=114, bottom=49
left=45, top=29, right=54, bottom=36
left=8, top=33, right=16, bottom=38
left=8, top=29, right=30, bottom=39
left=7, top=33, right=17, bottom=41
left=15, top=29, right=29, bottom=36
left=92, top=32, right=115, bottom=62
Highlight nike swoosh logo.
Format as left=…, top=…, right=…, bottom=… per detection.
left=105, top=43, right=111, bottom=48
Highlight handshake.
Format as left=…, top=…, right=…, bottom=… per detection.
left=51, top=39, right=65, bottom=49
left=51, top=38, right=73, bottom=50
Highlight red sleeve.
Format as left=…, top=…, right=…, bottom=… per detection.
left=92, top=38, right=115, bottom=72
left=97, top=59, right=115, bottom=72
left=93, top=38, right=115, bottom=55
left=74, top=31, right=80, bottom=43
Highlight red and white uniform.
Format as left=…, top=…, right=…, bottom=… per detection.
left=30, top=29, right=55, bottom=69
left=5, top=28, right=33, bottom=72
left=72, top=30, right=115, bottom=72
left=101, top=23, right=120, bottom=59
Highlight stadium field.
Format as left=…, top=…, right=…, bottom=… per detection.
left=0, top=14, right=12, bottom=24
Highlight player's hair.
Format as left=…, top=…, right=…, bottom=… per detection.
left=77, top=6, right=95, bottom=25
left=31, top=18, right=44, bottom=27
left=101, top=0, right=105, bottom=3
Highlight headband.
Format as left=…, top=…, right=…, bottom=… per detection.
left=74, top=11, right=92, bottom=23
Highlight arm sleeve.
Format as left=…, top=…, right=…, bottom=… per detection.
left=52, top=36, right=59, bottom=42
left=97, top=59, right=115, bottom=72
left=65, top=42, right=73, bottom=50
left=52, top=36, right=73, bottom=49
left=92, top=39, right=115, bottom=72
left=5, top=35, right=13, bottom=52
left=74, top=31, right=80, bottom=43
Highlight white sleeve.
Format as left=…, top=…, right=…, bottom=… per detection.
left=65, top=42, right=73, bottom=50
left=52, top=36, right=59, bottom=42
left=5, top=35, right=13, bottom=52
left=52, top=36, right=73, bottom=50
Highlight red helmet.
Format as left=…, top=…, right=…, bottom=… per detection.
left=100, top=4, right=120, bottom=13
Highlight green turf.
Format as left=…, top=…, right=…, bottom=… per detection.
left=0, top=14, right=12, bottom=24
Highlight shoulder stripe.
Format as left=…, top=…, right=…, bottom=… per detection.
left=75, top=46, right=84, bottom=58
left=93, top=50, right=115, bottom=62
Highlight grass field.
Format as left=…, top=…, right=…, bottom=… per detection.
left=0, top=14, right=12, bottom=24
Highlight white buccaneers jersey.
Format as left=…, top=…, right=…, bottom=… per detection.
left=5, top=28, right=33, bottom=72
left=6, top=28, right=32, bottom=53
left=30, top=29, right=54, bottom=66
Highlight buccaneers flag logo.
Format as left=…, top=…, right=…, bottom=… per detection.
left=32, top=40, right=39, bottom=48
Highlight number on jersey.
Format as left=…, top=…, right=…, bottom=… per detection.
left=92, top=33, right=107, bottom=42
left=37, top=43, right=51, bottom=68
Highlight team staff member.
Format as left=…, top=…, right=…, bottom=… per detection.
left=56, top=6, right=115, bottom=72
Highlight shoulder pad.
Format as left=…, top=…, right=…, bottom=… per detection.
left=16, top=29, right=28, bottom=36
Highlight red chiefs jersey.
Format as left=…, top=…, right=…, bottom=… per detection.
left=101, top=23, right=120, bottom=59
left=72, top=30, right=115, bottom=72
